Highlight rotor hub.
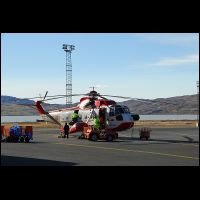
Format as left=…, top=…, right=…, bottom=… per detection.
left=88, top=90, right=98, bottom=97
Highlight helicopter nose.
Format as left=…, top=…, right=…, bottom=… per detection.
left=131, top=114, right=140, bottom=121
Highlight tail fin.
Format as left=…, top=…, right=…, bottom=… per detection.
left=35, top=101, right=46, bottom=114
left=35, top=101, right=62, bottom=127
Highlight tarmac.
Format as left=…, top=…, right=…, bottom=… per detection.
left=1, top=127, right=199, bottom=166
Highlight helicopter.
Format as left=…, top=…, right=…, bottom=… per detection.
left=26, top=88, right=152, bottom=134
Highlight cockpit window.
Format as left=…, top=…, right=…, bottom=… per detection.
left=123, top=106, right=130, bottom=113
left=109, top=106, right=115, bottom=116
left=109, top=105, right=130, bottom=116
left=115, top=107, right=124, bottom=114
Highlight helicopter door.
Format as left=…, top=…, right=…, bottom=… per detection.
left=99, top=108, right=106, bottom=129
left=58, top=114, right=66, bottom=127
left=107, top=106, right=117, bottom=127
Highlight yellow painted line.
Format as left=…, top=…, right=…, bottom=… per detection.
left=53, top=142, right=199, bottom=160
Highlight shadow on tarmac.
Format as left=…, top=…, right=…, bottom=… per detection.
left=117, top=136, right=199, bottom=145
left=1, top=141, right=51, bottom=144
left=1, top=155, right=77, bottom=166
left=76, top=136, right=199, bottom=145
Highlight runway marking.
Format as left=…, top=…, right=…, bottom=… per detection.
left=53, top=142, right=199, bottom=160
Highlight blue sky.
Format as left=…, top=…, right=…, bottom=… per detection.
left=1, top=33, right=199, bottom=104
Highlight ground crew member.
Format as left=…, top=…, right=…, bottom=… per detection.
left=69, top=110, right=79, bottom=125
left=93, top=116, right=100, bottom=130
left=64, top=123, right=69, bottom=138
left=72, top=112, right=79, bottom=121
left=99, top=115, right=105, bottom=129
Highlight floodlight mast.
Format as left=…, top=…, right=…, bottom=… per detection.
left=62, top=44, right=75, bottom=107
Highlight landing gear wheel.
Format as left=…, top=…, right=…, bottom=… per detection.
left=78, top=134, right=84, bottom=139
left=90, top=134, right=98, bottom=141
left=6, top=137, right=11, bottom=142
left=25, top=136, right=30, bottom=143
left=107, top=135, right=113, bottom=142
left=19, top=136, right=25, bottom=143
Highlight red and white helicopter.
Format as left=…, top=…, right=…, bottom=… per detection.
left=27, top=88, right=151, bottom=134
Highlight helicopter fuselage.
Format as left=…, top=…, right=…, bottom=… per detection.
left=36, top=98, right=139, bottom=134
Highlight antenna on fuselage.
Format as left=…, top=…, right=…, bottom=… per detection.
left=89, top=86, right=96, bottom=91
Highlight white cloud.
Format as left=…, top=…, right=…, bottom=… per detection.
left=148, top=54, right=199, bottom=67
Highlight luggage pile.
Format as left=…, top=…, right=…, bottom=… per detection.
left=1, top=125, right=33, bottom=143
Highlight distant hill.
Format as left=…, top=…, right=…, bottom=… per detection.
left=1, top=95, right=35, bottom=105
left=1, top=95, right=78, bottom=116
left=1, top=94, right=198, bottom=116
left=120, top=94, right=198, bottom=115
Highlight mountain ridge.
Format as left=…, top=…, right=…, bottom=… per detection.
left=1, top=94, right=198, bottom=116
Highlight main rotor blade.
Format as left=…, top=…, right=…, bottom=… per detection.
left=40, top=96, right=66, bottom=102
left=45, top=112, right=62, bottom=127
left=101, top=95, right=153, bottom=103
left=49, top=94, right=87, bottom=97
left=43, top=91, right=48, bottom=100
left=24, top=94, right=87, bottom=100
left=101, top=94, right=137, bottom=99
left=23, top=97, right=42, bottom=100
left=98, top=95, right=109, bottom=100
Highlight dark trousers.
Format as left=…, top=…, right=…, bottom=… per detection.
left=64, top=131, right=69, bottom=138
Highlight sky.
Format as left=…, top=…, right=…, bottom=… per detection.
left=1, top=33, right=199, bottom=104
